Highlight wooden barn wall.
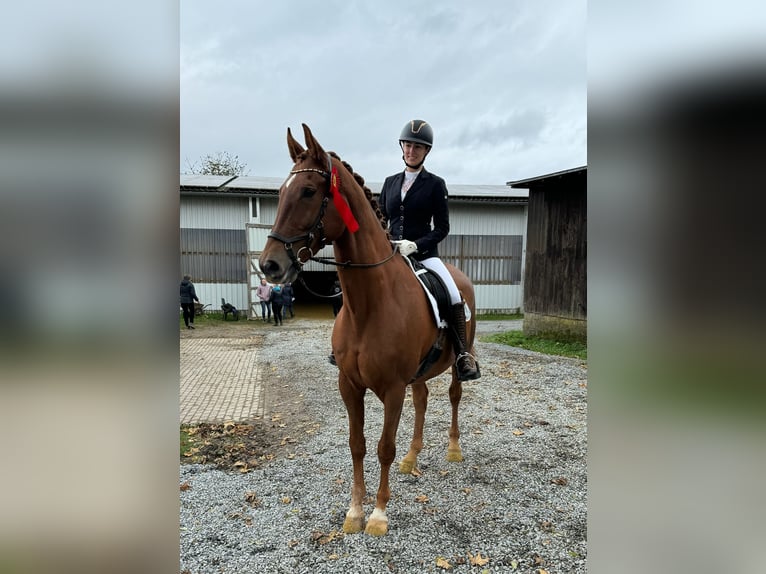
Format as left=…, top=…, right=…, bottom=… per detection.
left=524, top=187, right=586, bottom=320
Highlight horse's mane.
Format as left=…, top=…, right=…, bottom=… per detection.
left=328, top=151, right=388, bottom=234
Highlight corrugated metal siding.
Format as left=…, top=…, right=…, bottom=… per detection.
left=474, top=284, right=524, bottom=313
left=258, top=198, right=280, bottom=225
left=190, top=283, right=248, bottom=314
left=180, top=196, right=249, bottom=229
left=181, top=228, right=247, bottom=282
left=449, top=204, right=527, bottom=235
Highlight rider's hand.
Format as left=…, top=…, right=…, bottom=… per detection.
left=397, top=240, right=418, bottom=257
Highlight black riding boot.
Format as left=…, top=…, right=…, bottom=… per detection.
left=450, top=303, right=479, bottom=381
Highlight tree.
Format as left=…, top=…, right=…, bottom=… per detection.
left=185, top=151, right=249, bottom=176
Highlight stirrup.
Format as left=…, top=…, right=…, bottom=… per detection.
left=455, top=352, right=479, bottom=381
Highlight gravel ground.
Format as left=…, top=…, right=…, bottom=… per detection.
left=180, top=319, right=587, bottom=573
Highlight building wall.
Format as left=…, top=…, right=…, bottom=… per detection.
left=523, top=185, right=587, bottom=341
left=183, top=193, right=527, bottom=314
left=180, top=196, right=249, bottom=229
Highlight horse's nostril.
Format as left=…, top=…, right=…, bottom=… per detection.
left=261, top=259, right=279, bottom=275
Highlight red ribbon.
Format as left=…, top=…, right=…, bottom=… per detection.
left=330, top=166, right=359, bottom=233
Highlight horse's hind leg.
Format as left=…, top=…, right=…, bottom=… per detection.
left=447, top=370, right=464, bottom=462
left=399, top=382, right=428, bottom=474
left=339, top=376, right=367, bottom=534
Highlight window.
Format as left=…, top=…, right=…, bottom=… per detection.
left=250, top=197, right=259, bottom=219
left=440, top=235, right=523, bottom=285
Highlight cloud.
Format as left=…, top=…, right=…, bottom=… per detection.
left=180, top=0, right=587, bottom=184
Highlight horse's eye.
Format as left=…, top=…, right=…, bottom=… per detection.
left=301, top=187, right=316, bottom=198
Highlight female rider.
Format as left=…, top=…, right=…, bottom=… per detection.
left=378, top=119, right=479, bottom=381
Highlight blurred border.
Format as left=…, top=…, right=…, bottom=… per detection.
left=0, top=2, right=179, bottom=573
left=589, top=2, right=766, bottom=573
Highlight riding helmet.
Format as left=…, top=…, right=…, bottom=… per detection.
left=399, top=120, right=433, bottom=147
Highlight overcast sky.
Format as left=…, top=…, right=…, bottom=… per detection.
left=181, top=0, right=586, bottom=185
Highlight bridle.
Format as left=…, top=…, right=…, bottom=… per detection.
left=267, top=154, right=398, bottom=270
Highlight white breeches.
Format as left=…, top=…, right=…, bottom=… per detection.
left=420, top=257, right=461, bottom=304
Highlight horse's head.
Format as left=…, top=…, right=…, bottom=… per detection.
left=259, top=124, right=350, bottom=283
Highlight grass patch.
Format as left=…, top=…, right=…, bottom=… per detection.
left=180, top=427, right=199, bottom=460
left=476, top=312, right=524, bottom=321
left=483, top=330, right=587, bottom=360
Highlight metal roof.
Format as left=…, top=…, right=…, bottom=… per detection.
left=506, top=166, right=587, bottom=188
left=180, top=174, right=528, bottom=202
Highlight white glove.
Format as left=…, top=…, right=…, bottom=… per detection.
left=396, top=240, right=418, bottom=257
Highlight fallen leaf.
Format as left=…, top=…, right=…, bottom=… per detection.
left=538, top=570, right=549, bottom=574
left=244, top=491, right=261, bottom=507
left=467, top=551, right=489, bottom=566
left=415, top=495, right=430, bottom=503
left=533, top=554, right=545, bottom=565
left=280, top=496, right=292, bottom=504
left=462, top=488, right=472, bottom=495
left=410, top=468, right=422, bottom=477
left=435, top=557, right=452, bottom=569
left=512, top=430, right=525, bottom=436
left=551, top=477, right=568, bottom=486
left=179, top=481, right=191, bottom=491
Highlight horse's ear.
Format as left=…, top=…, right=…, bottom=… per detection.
left=287, top=127, right=305, bottom=163
left=302, top=123, right=327, bottom=164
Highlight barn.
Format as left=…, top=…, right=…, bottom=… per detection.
left=180, top=174, right=529, bottom=317
left=508, top=166, right=587, bottom=342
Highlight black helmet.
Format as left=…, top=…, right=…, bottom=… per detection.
left=399, top=120, right=433, bottom=147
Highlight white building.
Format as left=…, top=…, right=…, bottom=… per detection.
left=180, top=175, right=528, bottom=317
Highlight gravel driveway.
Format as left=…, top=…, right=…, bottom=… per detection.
left=180, top=318, right=587, bottom=573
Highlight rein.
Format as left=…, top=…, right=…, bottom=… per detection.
left=268, top=154, right=397, bottom=270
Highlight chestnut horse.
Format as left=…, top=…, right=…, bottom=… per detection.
left=259, top=124, right=478, bottom=536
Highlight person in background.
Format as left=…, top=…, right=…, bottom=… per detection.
left=180, top=274, right=200, bottom=330
left=282, top=281, right=295, bottom=318
left=256, top=278, right=273, bottom=323
left=378, top=119, right=479, bottom=381
left=270, top=283, right=285, bottom=326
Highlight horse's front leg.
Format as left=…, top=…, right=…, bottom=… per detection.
left=339, top=375, right=366, bottom=534
left=399, top=382, right=428, bottom=474
left=366, top=387, right=405, bottom=536
left=447, top=371, right=464, bottom=462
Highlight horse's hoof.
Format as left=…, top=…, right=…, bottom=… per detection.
left=446, top=448, right=464, bottom=462
left=342, top=515, right=365, bottom=534
left=364, top=518, right=388, bottom=537
left=364, top=508, right=388, bottom=536
left=399, top=458, right=415, bottom=474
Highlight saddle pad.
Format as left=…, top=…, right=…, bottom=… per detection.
left=403, top=257, right=450, bottom=328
